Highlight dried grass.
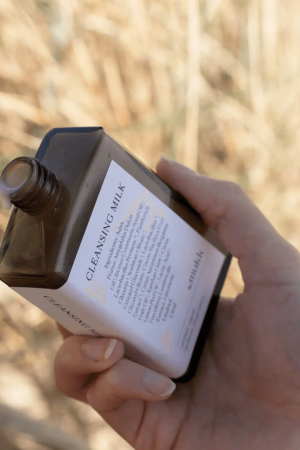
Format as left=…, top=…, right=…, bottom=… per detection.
left=0, top=0, right=299, bottom=448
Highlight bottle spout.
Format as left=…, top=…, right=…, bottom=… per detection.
left=0, top=157, right=63, bottom=217
left=0, top=159, right=31, bottom=210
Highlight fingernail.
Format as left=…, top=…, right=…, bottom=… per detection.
left=82, top=338, right=117, bottom=361
left=143, top=370, right=176, bottom=397
left=104, top=338, right=117, bottom=359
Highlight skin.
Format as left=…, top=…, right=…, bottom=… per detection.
left=54, top=158, right=300, bottom=449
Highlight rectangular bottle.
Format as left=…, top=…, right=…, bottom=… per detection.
left=0, top=127, right=231, bottom=380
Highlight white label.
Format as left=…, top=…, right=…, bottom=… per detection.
left=14, top=161, right=226, bottom=378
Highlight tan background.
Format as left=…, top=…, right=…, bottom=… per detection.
left=0, top=0, right=300, bottom=448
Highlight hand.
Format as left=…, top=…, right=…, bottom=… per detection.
left=54, top=158, right=300, bottom=450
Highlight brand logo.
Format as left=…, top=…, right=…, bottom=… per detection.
left=84, top=278, right=107, bottom=306
left=159, top=329, right=173, bottom=353
left=188, top=250, right=204, bottom=290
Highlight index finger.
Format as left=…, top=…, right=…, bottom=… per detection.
left=156, top=158, right=300, bottom=288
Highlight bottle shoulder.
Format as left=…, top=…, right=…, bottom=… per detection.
left=0, top=128, right=105, bottom=289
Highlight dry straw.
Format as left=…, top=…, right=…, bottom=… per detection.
left=0, top=0, right=299, bottom=448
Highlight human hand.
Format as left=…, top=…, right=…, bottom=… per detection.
left=54, top=158, right=300, bottom=450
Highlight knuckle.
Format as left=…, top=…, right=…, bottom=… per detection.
left=212, top=181, right=245, bottom=224
left=53, top=336, right=79, bottom=381
left=53, top=352, right=68, bottom=392
left=53, top=346, right=65, bottom=375
left=103, top=365, right=121, bottom=390
left=54, top=341, right=72, bottom=371
left=225, top=180, right=244, bottom=199
left=55, top=376, right=68, bottom=395
left=87, top=364, right=126, bottom=413
left=53, top=362, right=69, bottom=396
left=94, top=359, right=127, bottom=395
left=224, top=181, right=245, bottom=212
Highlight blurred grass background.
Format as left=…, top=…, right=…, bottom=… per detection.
left=0, top=0, right=299, bottom=448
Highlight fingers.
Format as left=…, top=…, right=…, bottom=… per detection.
left=156, top=158, right=300, bottom=287
left=86, top=358, right=176, bottom=414
left=54, top=335, right=124, bottom=401
left=55, top=334, right=176, bottom=415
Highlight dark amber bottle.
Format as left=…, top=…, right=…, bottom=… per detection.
left=0, top=127, right=231, bottom=380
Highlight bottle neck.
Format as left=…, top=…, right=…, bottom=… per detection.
left=0, top=157, right=63, bottom=217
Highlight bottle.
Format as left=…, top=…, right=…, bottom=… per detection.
left=0, top=127, right=231, bottom=381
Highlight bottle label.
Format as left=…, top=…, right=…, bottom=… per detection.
left=14, top=161, right=226, bottom=378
